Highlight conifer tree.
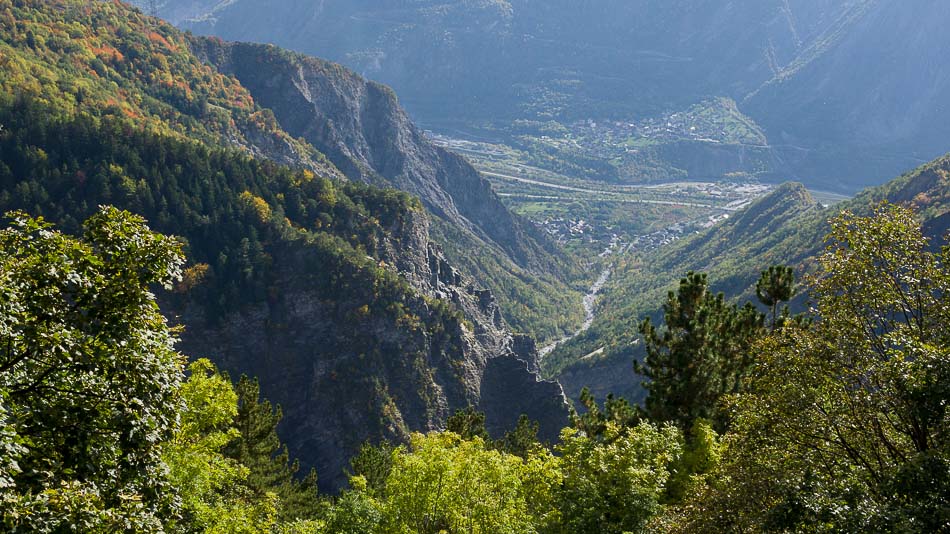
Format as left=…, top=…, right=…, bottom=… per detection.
left=756, top=265, right=795, bottom=329
left=445, top=406, right=490, bottom=441
left=637, top=272, right=763, bottom=430
left=223, top=376, right=323, bottom=520
left=496, top=414, right=542, bottom=458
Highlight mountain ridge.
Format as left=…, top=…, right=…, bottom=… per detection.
left=0, top=0, right=571, bottom=491
left=150, top=0, right=950, bottom=190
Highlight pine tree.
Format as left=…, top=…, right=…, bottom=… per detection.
left=496, top=414, right=542, bottom=457
left=637, top=271, right=763, bottom=430
left=445, top=406, right=490, bottom=441
left=572, top=387, right=639, bottom=439
left=756, top=265, right=795, bottom=330
left=349, top=440, right=395, bottom=497
left=223, top=375, right=323, bottom=520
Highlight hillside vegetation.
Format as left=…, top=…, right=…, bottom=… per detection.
left=0, top=0, right=573, bottom=492
left=4, top=201, right=947, bottom=532
left=550, top=154, right=950, bottom=401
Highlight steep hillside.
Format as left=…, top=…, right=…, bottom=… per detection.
left=551, top=154, right=950, bottom=401
left=188, top=38, right=585, bottom=340
left=5, top=0, right=584, bottom=342
left=0, top=0, right=570, bottom=491
left=550, top=182, right=823, bottom=401
left=745, top=0, right=950, bottom=189
left=0, top=0, right=336, bottom=175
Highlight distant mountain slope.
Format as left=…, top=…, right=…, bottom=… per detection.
left=149, top=0, right=851, bottom=121
left=745, top=0, right=950, bottom=189
left=551, top=153, right=950, bottom=402
left=0, top=0, right=570, bottom=490
left=187, top=39, right=585, bottom=340
left=147, top=0, right=950, bottom=190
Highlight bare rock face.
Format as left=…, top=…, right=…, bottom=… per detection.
left=189, top=38, right=565, bottom=276
left=173, top=207, right=569, bottom=491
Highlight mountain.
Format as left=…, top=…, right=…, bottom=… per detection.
left=186, top=38, right=585, bottom=341
left=744, top=0, right=950, bottom=189
left=0, top=0, right=570, bottom=491
left=550, top=153, right=950, bottom=402
left=148, top=0, right=950, bottom=190
left=148, top=0, right=849, bottom=121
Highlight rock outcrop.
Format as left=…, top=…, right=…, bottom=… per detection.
left=173, top=206, right=570, bottom=491
left=189, top=38, right=567, bottom=277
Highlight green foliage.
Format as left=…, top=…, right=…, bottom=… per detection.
left=637, top=271, right=764, bottom=429
left=348, top=441, right=396, bottom=499
left=224, top=376, right=323, bottom=521
left=164, top=359, right=278, bottom=534
left=445, top=406, right=490, bottom=442
left=381, top=432, right=552, bottom=534
left=496, top=414, right=543, bottom=459
left=321, top=432, right=567, bottom=534
left=320, top=479, right=384, bottom=534
left=0, top=207, right=184, bottom=531
left=671, top=203, right=950, bottom=532
left=662, top=419, right=722, bottom=504
left=755, top=264, right=795, bottom=329
left=556, top=422, right=683, bottom=534
left=571, top=387, right=639, bottom=439
left=0, top=209, right=323, bottom=532
left=0, top=96, right=420, bottom=319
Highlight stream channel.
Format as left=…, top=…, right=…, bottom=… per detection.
left=539, top=266, right=612, bottom=359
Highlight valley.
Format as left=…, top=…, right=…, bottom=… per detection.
left=428, top=131, right=775, bottom=258
left=4, top=2, right=948, bottom=531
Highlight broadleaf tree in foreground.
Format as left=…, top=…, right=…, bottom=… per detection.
left=670, top=203, right=950, bottom=532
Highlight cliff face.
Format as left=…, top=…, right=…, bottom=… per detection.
left=190, top=39, right=564, bottom=275
left=188, top=38, right=584, bottom=341
left=172, top=206, right=569, bottom=491
left=179, top=34, right=575, bottom=493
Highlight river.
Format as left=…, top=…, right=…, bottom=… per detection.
left=540, top=266, right=612, bottom=359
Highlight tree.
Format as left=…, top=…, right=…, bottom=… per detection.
left=445, top=406, right=490, bottom=441
left=224, top=376, right=322, bottom=521
left=673, top=204, right=950, bottom=532
left=637, top=272, right=763, bottom=430
left=0, top=207, right=184, bottom=531
left=163, top=359, right=278, bottom=534
left=571, top=387, right=638, bottom=439
left=381, top=432, right=549, bottom=534
left=348, top=440, right=395, bottom=498
left=557, top=422, right=682, bottom=534
left=496, top=414, right=542, bottom=458
left=755, top=265, right=795, bottom=329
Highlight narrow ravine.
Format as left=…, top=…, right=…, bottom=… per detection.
left=540, top=266, right=612, bottom=359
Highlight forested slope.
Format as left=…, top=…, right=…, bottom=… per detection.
left=0, top=0, right=570, bottom=491
left=552, top=154, right=950, bottom=401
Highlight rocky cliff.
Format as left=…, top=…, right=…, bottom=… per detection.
left=0, top=0, right=571, bottom=494
left=172, top=203, right=569, bottom=491
left=188, top=38, right=584, bottom=340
